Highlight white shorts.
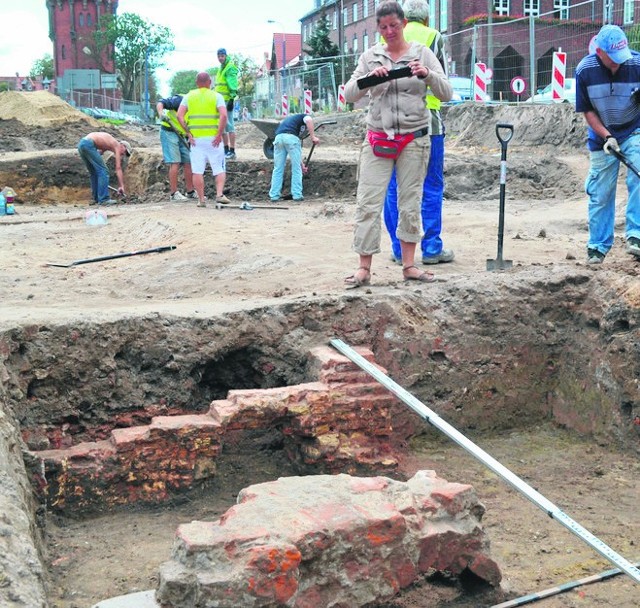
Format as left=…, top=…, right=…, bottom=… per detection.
left=189, top=137, right=226, bottom=175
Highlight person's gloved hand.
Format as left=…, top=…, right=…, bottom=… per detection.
left=632, top=88, right=640, bottom=105
left=226, top=99, right=234, bottom=112
left=160, top=110, right=170, bottom=122
left=603, top=135, right=620, bottom=155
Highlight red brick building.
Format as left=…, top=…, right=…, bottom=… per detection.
left=46, top=0, right=119, bottom=107
left=300, top=1, right=639, bottom=98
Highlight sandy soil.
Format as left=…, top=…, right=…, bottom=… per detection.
left=1, top=93, right=638, bottom=607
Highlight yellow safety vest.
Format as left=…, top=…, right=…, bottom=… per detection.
left=403, top=21, right=442, bottom=111
left=186, top=88, right=220, bottom=137
left=215, top=61, right=233, bottom=101
left=160, top=109, right=187, bottom=135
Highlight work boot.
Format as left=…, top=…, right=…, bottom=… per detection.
left=422, top=249, right=455, bottom=264
left=587, top=248, right=605, bottom=264
left=626, top=236, right=640, bottom=258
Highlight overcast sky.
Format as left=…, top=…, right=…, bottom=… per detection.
left=2, top=0, right=306, bottom=92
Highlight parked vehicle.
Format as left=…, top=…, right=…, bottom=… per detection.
left=447, top=76, right=491, bottom=103
left=527, top=78, right=576, bottom=104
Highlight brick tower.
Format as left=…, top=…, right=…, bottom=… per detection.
left=46, top=0, right=119, bottom=107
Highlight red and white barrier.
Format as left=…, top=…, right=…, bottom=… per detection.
left=304, top=89, right=312, bottom=114
left=552, top=49, right=567, bottom=103
left=281, top=94, right=289, bottom=117
left=338, top=84, right=346, bottom=111
left=275, top=103, right=281, bottom=117
left=473, top=62, right=487, bottom=102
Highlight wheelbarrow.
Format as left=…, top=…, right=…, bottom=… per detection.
left=250, top=118, right=337, bottom=160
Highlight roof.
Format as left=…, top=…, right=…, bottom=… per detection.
left=271, top=33, right=302, bottom=70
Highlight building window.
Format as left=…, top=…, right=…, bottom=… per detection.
left=353, top=3, right=358, bottom=22
left=343, top=8, right=348, bottom=26
left=353, top=35, right=358, bottom=53
left=524, top=0, right=539, bottom=17
left=363, top=31, right=369, bottom=49
left=363, top=0, right=368, bottom=19
left=553, top=0, right=569, bottom=19
left=343, top=40, right=348, bottom=54
left=79, top=13, right=84, bottom=27
left=87, top=13, right=92, bottom=26
left=333, top=9, right=337, bottom=30
left=623, top=0, right=634, bottom=24
left=495, top=0, right=509, bottom=16
left=440, top=1, right=447, bottom=32
left=61, top=44, right=66, bottom=60
left=375, top=31, right=381, bottom=44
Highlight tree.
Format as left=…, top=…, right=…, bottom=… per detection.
left=304, top=15, right=339, bottom=59
left=628, top=25, right=640, bottom=52
left=29, top=54, right=54, bottom=80
left=217, top=54, right=259, bottom=99
left=304, top=14, right=341, bottom=101
left=169, top=70, right=198, bottom=96
left=88, top=12, right=174, bottom=104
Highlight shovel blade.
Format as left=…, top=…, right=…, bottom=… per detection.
left=486, top=258, right=513, bottom=271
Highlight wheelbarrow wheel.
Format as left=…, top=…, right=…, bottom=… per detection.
left=263, top=137, right=275, bottom=160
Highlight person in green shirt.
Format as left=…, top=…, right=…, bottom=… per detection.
left=215, top=48, right=239, bottom=159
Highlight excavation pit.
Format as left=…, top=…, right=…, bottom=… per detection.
left=1, top=284, right=639, bottom=607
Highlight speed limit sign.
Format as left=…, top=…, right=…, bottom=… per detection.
left=510, top=76, right=527, bottom=96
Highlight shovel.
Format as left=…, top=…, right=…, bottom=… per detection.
left=214, top=201, right=289, bottom=210
left=108, top=185, right=127, bottom=203
left=610, top=147, right=640, bottom=179
left=487, top=123, right=514, bottom=271
left=47, top=245, right=176, bottom=267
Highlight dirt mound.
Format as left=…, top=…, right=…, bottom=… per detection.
left=443, top=102, right=587, bottom=151
left=239, top=104, right=587, bottom=153
left=0, top=90, right=100, bottom=128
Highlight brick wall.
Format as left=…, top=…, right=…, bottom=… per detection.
left=32, top=346, right=415, bottom=515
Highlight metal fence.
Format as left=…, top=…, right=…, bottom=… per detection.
left=248, top=59, right=356, bottom=118
left=248, top=0, right=636, bottom=110
left=68, top=0, right=636, bottom=120
left=444, top=0, right=632, bottom=102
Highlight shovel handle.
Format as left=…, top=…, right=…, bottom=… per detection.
left=496, top=123, right=514, bottom=146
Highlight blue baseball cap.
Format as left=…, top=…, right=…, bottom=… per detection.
left=217, top=48, right=227, bottom=55
left=595, top=24, right=632, bottom=64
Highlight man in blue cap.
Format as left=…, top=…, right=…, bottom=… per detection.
left=215, top=48, right=239, bottom=159
left=575, top=24, right=640, bottom=264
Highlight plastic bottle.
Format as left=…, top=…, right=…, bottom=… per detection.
left=84, top=209, right=108, bottom=226
left=4, top=189, right=15, bottom=215
left=0, top=192, right=6, bottom=216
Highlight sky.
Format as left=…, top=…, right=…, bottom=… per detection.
left=2, top=0, right=307, bottom=93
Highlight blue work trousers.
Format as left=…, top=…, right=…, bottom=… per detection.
left=269, top=134, right=303, bottom=200
left=585, top=130, right=640, bottom=253
left=78, top=138, right=110, bottom=203
left=384, top=134, right=445, bottom=259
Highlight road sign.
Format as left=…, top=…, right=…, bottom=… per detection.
left=510, top=76, right=526, bottom=96
left=485, top=67, right=493, bottom=81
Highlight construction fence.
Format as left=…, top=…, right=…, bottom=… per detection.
left=248, top=0, right=633, bottom=113
left=66, top=0, right=634, bottom=120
